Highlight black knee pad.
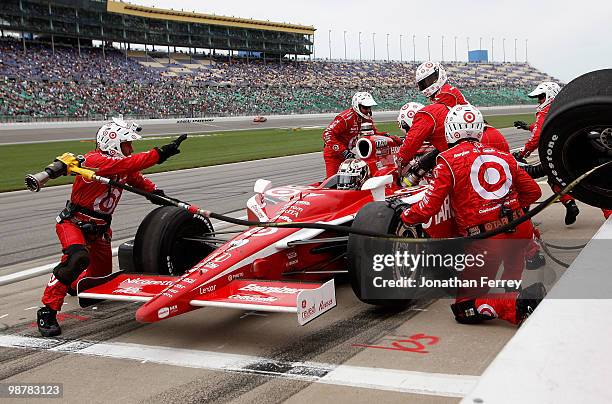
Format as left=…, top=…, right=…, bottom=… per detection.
left=450, top=300, right=492, bottom=325
left=53, top=244, right=90, bottom=286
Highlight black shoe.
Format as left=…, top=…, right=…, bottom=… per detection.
left=516, top=282, right=547, bottom=324
left=563, top=201, right=580, bottom=225
left=37, top=307, right=61, bottom=337
left=526, top=251, right=546, bottom=270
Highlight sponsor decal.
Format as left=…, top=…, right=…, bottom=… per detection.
left=227, top=294, right=278, bottom=303
left=109, top=132, right=117, bottom=139
left=470, top=155, right=512, bottom=200
left=463, top=111, right=476, bottom=123
left=158, top=307, right=170, bottom=319
left=113, top=286, right=143, bottom=294
left=228, top=272, right=244, bottom=281
left=198, top=284, right=216, bottom=294
left=301, top=299, right=307, bottom=309
left=121, top=277, right=176, bottom=287
left=239, top=283, right=301, bottom=294
left=477, top=304, right=498, bottom=318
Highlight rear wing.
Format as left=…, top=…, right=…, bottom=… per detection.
left=77, top=272, right=336, bottom=325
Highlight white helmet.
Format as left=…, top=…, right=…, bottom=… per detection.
left=352, top=92, right=378, bottom=120
left=415, top=61, right=448, bottom=98
left=444, top=104, right=484, bottom=144
left=96, top=117, right=143, bottom=158
left=337, top=158, right=370, bottom=190
left=397, top=102, right=425, bottom=133
left=528, top=81, right=561, bottom=111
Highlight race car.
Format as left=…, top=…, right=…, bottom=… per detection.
left=253, top=115, right=267, bottom=123
left=77, top=134, right=456, bottom=325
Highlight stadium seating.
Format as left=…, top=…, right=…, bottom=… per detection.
left=0, top=38, right=559, bottom=120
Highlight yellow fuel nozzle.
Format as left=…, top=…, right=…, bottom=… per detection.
left=25, top=152, right=96, bottom=192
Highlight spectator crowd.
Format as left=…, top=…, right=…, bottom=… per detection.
left=0, top=38, right=558, bottom=121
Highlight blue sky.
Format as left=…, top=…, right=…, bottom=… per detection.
left=131, top=0, right=612, bottom=82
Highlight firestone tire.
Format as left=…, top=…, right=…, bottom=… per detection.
left=132, top=206, right=215, bottom=276
left=347, top=201, right=419, bottom=307
left=539, top=69, right=612, bottom=209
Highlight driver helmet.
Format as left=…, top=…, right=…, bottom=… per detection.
left=359, top=122, right=375, bottom=136
left=351, top=92, right=378, bottom=120
left=528, top=81, right=561, bottom=112
left=415, top=61, right=448, bottom=98
left=96, top=116, right=143, bottom=158
left=337, top=159, right=371, bottom=190
left=397, top=101, right=425, bottom=133
left=444, top=104, right=484, bottom=144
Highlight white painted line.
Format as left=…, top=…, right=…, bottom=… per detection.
left=0, top=216, right=247, bottom=286
left=0, top=314, right=8, bottom=319
left=23, top=306, right=39, bottom=311
left=0, top=334, right=478, bottom=397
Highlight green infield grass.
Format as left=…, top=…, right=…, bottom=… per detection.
left=0, top=113, right=533, bottom=192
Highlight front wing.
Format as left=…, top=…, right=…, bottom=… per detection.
left=77, top=272, right=336, bottom=325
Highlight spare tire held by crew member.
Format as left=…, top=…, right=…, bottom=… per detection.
left=539, top=69, right=612, bottom=209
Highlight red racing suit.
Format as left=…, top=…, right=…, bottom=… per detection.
left=396, top=83, right=468, bottom=165
left=520, top=103, right=574, bottom=203
left=322, top=108, right=380, bottom=178
left=42, top=149, right=160, bottom=311
left=402, top=141, right=542, bottom=324
left=520, top=104, right=550, bottom=158
left=481, top=125, right=510, bottom=153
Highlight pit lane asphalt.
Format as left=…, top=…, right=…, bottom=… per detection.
left=1, top=127, right=529, bottom=269
left=0, top=195, right=605, bottom=403
left=0, top=106, right=534, bottom=145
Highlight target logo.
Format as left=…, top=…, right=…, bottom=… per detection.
left=407, top=110, right=415, bottom=118
left=109, top=132, right=117, bottom=139
left=332, top=144, right=340, bottom=151
left=477, top=304, right=498, bottom=318
left=470, top=155, right=512, bottom=200
left=425, top=62, right=433, bottom=68
left=454, top=132, right=461, bottom=139
left=463, top=112, right=476, bottom=123
left=94, top=187, right=122, bottom=213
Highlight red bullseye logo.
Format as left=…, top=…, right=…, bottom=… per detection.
left=109, top=132, right=117, bottom=139
left=407, top=111, right=415, bottom=118
left=425, top=62, right=433, bottom=68
left=463, top=112, right=475, bottom=123
left=470, top=156, right=512, bottom=200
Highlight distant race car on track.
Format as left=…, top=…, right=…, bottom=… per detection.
left=253, top=115, right=267, bottom=123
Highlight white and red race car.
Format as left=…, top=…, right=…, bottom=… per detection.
left=77, top=135, right=456, bottom=325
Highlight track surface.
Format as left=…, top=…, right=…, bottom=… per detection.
left=0, top=118, right=607, bottom=403
left=0, top=106, right=534, bottom=145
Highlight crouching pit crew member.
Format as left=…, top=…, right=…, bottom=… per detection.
left=396, top=105, right=547, bottom=325
left=37, top=117, right=184, bottom=337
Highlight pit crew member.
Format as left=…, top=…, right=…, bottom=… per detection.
left=513, top=81, right=581, bottom=225
left=37, top=118, right=184, bottom=337
left=323, top=92, right=381, bottom=178
left=398, top=105, right=546, bottom=325
left=395, top=62, right=469, bottom=170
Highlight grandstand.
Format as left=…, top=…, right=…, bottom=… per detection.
left=0, top=1, right=560, bottom=121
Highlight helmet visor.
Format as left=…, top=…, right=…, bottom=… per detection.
left=417, top=69, right=439, bottom=91
left=337, top=173, right=360, bottom=190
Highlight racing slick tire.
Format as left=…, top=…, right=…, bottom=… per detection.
left=132, top=206, right=215, bottom=276
left=539, top=69, right=612, bottom=209
left=347, top=201, right=422, bottom=307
